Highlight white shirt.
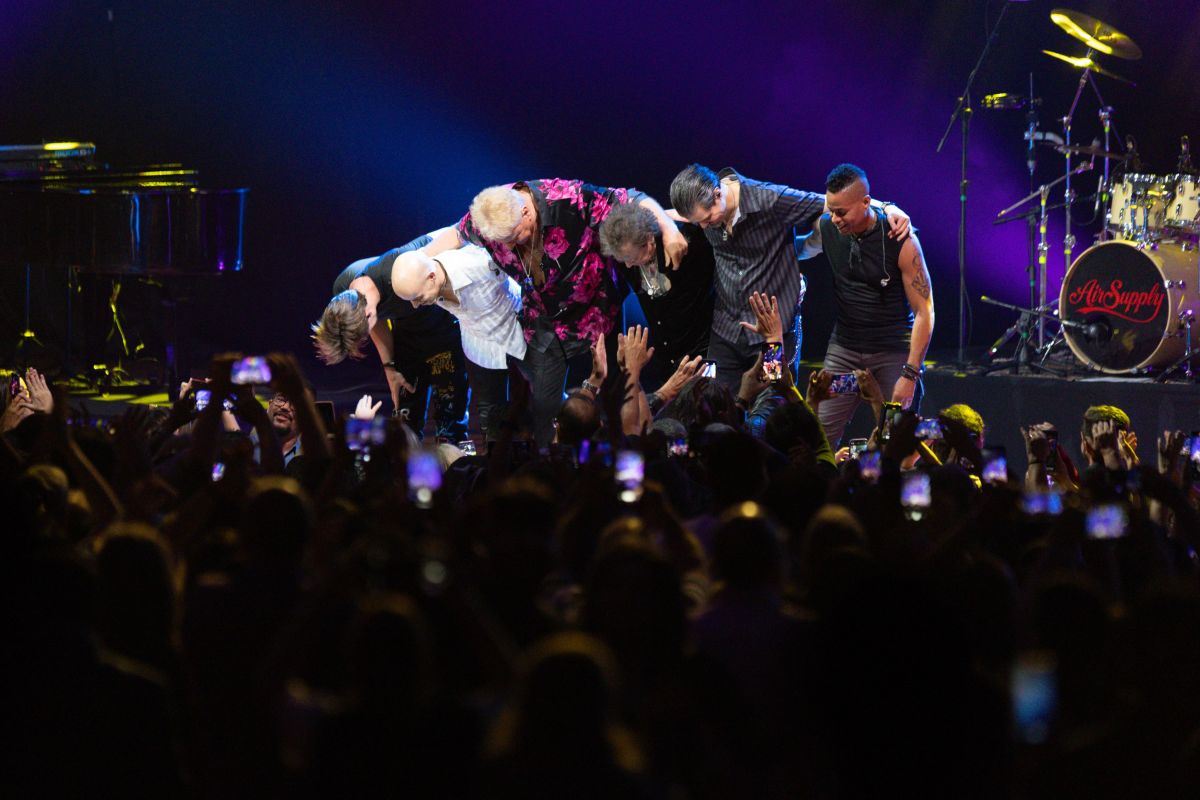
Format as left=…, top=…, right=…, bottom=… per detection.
left=433, top=245, right=526, bottom=369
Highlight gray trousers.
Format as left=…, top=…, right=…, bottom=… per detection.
left=818, top=341, right=923, bottom=447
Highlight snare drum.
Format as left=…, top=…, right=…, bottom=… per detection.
left=1108, top=174, right=1170, bottom=239
left=1060, top=240, right=1200, bottom=373
left=1167, top=174, right=1200, bottom=232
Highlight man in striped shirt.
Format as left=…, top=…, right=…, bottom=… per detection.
left=669, top=164, right=910, bottom=388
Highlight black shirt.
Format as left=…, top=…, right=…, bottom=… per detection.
left=818, top=209, right=912, bottom=353
left=331, top=234, right=460, bottom=360
left=626, top=221, right=715, bottom=369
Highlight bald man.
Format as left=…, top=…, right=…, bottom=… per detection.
left=392, top=245, right=526, bottom=441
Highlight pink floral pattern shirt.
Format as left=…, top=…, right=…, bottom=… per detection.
left=456, top=179, right=646, bottom=350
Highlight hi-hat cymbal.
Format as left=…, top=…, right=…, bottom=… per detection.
left=1042, top=50, right=1136, bottom=86
left=1054, top=143, right=1130, bottom=161
left=1051, top=8, right=1142, bottom=60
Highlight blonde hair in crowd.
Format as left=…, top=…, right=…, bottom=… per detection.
left=470, top=186, right=524, bottom=241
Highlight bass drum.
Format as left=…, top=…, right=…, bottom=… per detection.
left=1060, top=240, right=1200, bottom=373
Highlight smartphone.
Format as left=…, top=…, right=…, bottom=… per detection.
left=314, top=400, right=336, bottom=432
left=982, top=446, right=1007, bottom=485
left=345, top=416, right=386, bottom=452
left=914, top=418, right=943, bottom=441
left=510, top=439, right=535, bottom=463
left=616, top=450, right=645, bottom=503
left=847, top=437, right=869, bottom=458
left=194, top=388, right=212, bottom=411
left=457, top=439, right=477, bottom=456
left=1044, top=427, right=1059, bottom=472
left=859, top=449, right=881, bottom=481
left=701, top=360, right=717, bottom=379
left=1022, top=491, right=1063, bottom=516
left=1012, top=651, right=1058, bottom=744
left=579, top=439, right=612, bottom=467
left=1188, top=434, right=1200, bottom=464
left=211, top=462, right=226, bottom=482
left=829, top=373, right=860, bottom=395
left=1086, top=504, right=1128, bottom=539
left=879, top=402, right=903, bottom=443
left=231, top=356, right=271, bottom=385
left=668, top=437, right=689, bottom=457
left=760, top=342, right=784, bottom=382
left=8, top=372, right=23, bottom=398
left=407, top=449, right=442, bottom=508
left=901, top=471, right=932, bottom=513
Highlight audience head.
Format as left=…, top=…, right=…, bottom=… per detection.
left=554, top=390, right=600, bottom=448
left=712, top=501, right=785, bottom=592
left=1080, top=404, right=1132, bottom=463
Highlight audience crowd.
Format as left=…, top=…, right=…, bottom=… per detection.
left=6, top=314, right=1200, bottom=798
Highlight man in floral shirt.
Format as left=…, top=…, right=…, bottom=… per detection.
left=422, top=179, right=685, bottom=445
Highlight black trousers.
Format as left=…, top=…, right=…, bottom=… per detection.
left=395, top=341, right=469, bottom=440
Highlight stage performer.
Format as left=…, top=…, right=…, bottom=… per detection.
left=389, top=245, right=526, bottom=444
left=312, top=232, right=468, bottom=440
left=597, top=202, right=715, bottom=389
left=796, top=163, right=933, bottom=446
left=668, top=163, right=911, bottom=389
left=420, top=179, right=686, bottom=446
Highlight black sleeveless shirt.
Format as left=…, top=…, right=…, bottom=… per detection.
left=818, top=209, right=912, bottom=353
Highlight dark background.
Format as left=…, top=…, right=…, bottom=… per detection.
left=2, top=0, right=1198, bottom=385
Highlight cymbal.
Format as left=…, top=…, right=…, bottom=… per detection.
left=1054, top=143, right=1130, bottom=160
left=1051, top=9, right=1142, bottom=60
left=1042, top=50, right=1136, bottom=86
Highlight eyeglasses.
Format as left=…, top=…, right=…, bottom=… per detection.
left=848, top=236, right=862, bottom=269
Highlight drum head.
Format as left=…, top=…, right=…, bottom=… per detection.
left=1060, top=242, right=1170, bottom=372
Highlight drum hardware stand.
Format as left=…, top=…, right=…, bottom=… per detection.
left=978, top=296, right=1070, bottom=376
left=936, top=0, right=1024, bottom=365
left=988, top=164, right=1092, bottom=366
left=1154, top=311, right=1197, bottom=383
left=13, top=262, right=45, bottom=360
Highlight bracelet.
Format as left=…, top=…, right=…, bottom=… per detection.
left=383, top=361, right=398, bottom=371
left=581, top=379, right=600, bottom=394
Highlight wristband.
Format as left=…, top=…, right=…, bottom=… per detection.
left=383, top=361, right=398, bottom=371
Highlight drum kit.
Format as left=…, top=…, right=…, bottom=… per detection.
left=981, top=9, right=1200, bottom=380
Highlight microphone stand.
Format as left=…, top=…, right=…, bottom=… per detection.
left=937, top=0, right=1021, bottom=365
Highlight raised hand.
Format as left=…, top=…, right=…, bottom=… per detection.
left=619, top=325, right=655, bottom=378
left=354, top=394, right=383, bottom=421
left=24, top=368, right=53, bottom=414
left=738, top=291, right=784, bottom=343
left=806, top=369, right=833, bottom=409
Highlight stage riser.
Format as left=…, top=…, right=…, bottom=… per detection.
left=840, top=371, right=1200, bottom=471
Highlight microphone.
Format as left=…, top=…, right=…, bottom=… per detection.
left=1084, top=318, right=1113, bottom=343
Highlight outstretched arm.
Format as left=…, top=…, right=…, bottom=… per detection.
left=891, top=234, right=934, bottom=409
left=420, top=225, right=463, bottom=257
left=637, top=195, right=688, bottom=269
